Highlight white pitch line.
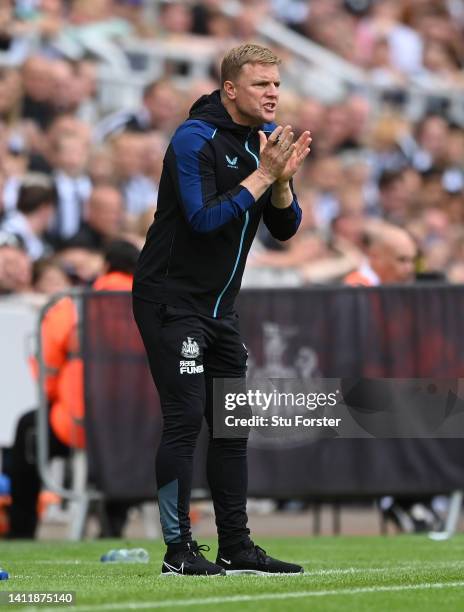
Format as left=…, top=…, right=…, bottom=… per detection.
left=34, top=580, right=464, bottom=612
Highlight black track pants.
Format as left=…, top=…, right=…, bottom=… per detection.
left=132, top=297, right=250, bottom=549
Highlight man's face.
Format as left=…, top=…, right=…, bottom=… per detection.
left=372, top=237, right=417, bottom=283
left=0, top=247, right=32, bottom=292
left=55, top=137, right=89, bottom=175
left=144, top=83, right=180, bottom=130
left=89, top=189, right=123, bottom=237
left=113, top=135, right=145, bottom=179
left=23, top=58, right=52, bottom=101
left=226, top=63, right=280, bottom=126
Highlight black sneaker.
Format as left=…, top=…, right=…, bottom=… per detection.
left=216, top=540, right=304, bottom=575
left=161, top=541, right=226, bottom=576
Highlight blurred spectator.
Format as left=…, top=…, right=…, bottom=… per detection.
left=367, top=35, right=407, bottom=87
left=32, top=256, right=71, bottom=295
left=142, top=130, right=168, bottom=187
left=247, top=188, right=364, bottom=286
left=442, top=128, right=464, bottom=193
left=447, top=260, right=464, bottom=283
left=55, top=242, right=105, bottom=285
left=421, top=40, right=464, bottom=87
left=158, top=1, right=193, bottom=36
left=0, top=168, right=6, bottom=218
left=20, top=56, right=56, bottom=129
left=306, top=156, right=344, bottom=228
left=376, top=169, right=415, bottom=223
left=344, top=222, right=417, bottom=285
left=14, top=0, right=65, bottom=47
left=52, top=0, right=134, bottom=63
left=0, top=1, right=32, bottom=64
left=194, top=6, right=234, bottom=39
left=355, top=0, right=423, bottom=76
left=330, top=211, right=365, bottom=250
left=412, top=114, right=450, bottom=173
left=300, top=234, right=363, bottom=284
left=68, top=184, right=124, bottom=250
left=133, top=207, right=154, bottom=247
left=95, top=79, right=180, bottom=141
left=74, top=59, right=99, bottom=123
left=367, top=112, right=412, bottom=176
left=111, top=132, right=157, bottom=221
left=87, top=145, right=114, bottom=186
left=28, top=114, right=92, bottom=175
left=0, top=176, right=57, bottom=260
left=318, top=102, right=365, bottom=156
left=249, top=225, right=364, bottom=287
left=233, top=1, right=270, bottom=40
left=113, top=0, right=154, bottom=37
left=409, top=2, right=464, bottom=72
left=0, top=67, right=22, bottom=126
left=292, top=97, right=326, bottom=147
left=1, top=133, right=31, bottom=215
left=47, top=59, right=91, bottom=118
left=250, top=230, right=329, bottom=271
left=0, top=230, right=32, bottom=294
left=48, top=133, right=92, bottom=244
left=179, top=77, right=220, bottom=117
left=272, top=0, right=308, bottom=25
left=294, top=0, right=357, bottom=61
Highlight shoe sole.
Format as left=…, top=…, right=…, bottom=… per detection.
left=224, top=569, right=305, bottom=576
left=160, top=572, right=226, bottom=577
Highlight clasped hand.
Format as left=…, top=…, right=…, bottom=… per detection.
left=258, top=125, right=312, bottom=184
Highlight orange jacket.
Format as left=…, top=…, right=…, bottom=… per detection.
left=343, top=270, right=375, bottom=287
left=41, top=272, right=133, bottom=448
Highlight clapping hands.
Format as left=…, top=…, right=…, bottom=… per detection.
left=258, top=125, right=312, bottom=184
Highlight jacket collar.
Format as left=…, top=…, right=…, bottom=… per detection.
left=189, top=90, right=275, bottom=136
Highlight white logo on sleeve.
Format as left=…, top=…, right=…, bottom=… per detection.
left=226, top=155, right=238, bottom=169
left=181, top=337, right=200, bottom=359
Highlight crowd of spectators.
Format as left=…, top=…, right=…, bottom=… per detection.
left=1, top=0, right=464, bottom=300
left=285, top=0, right=464, bottom=91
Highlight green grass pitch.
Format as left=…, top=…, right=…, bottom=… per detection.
left=1, top=535, right=464, bottom=611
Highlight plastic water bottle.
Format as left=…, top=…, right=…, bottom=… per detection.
left=0, top=568, right=9, bottom=580
left=100, top=548, right=149, bottom=563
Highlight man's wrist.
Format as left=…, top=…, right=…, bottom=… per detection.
left=273, top=178, right=290, bottom=190
left=255, top=167, right=276, bottom=187
left=271, top=180, right=293, bottom=209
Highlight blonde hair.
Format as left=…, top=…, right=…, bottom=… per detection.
left=220, top=44, right=281, bottom=86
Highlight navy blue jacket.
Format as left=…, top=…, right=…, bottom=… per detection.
left=133, top=90, right=302, bottom=318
